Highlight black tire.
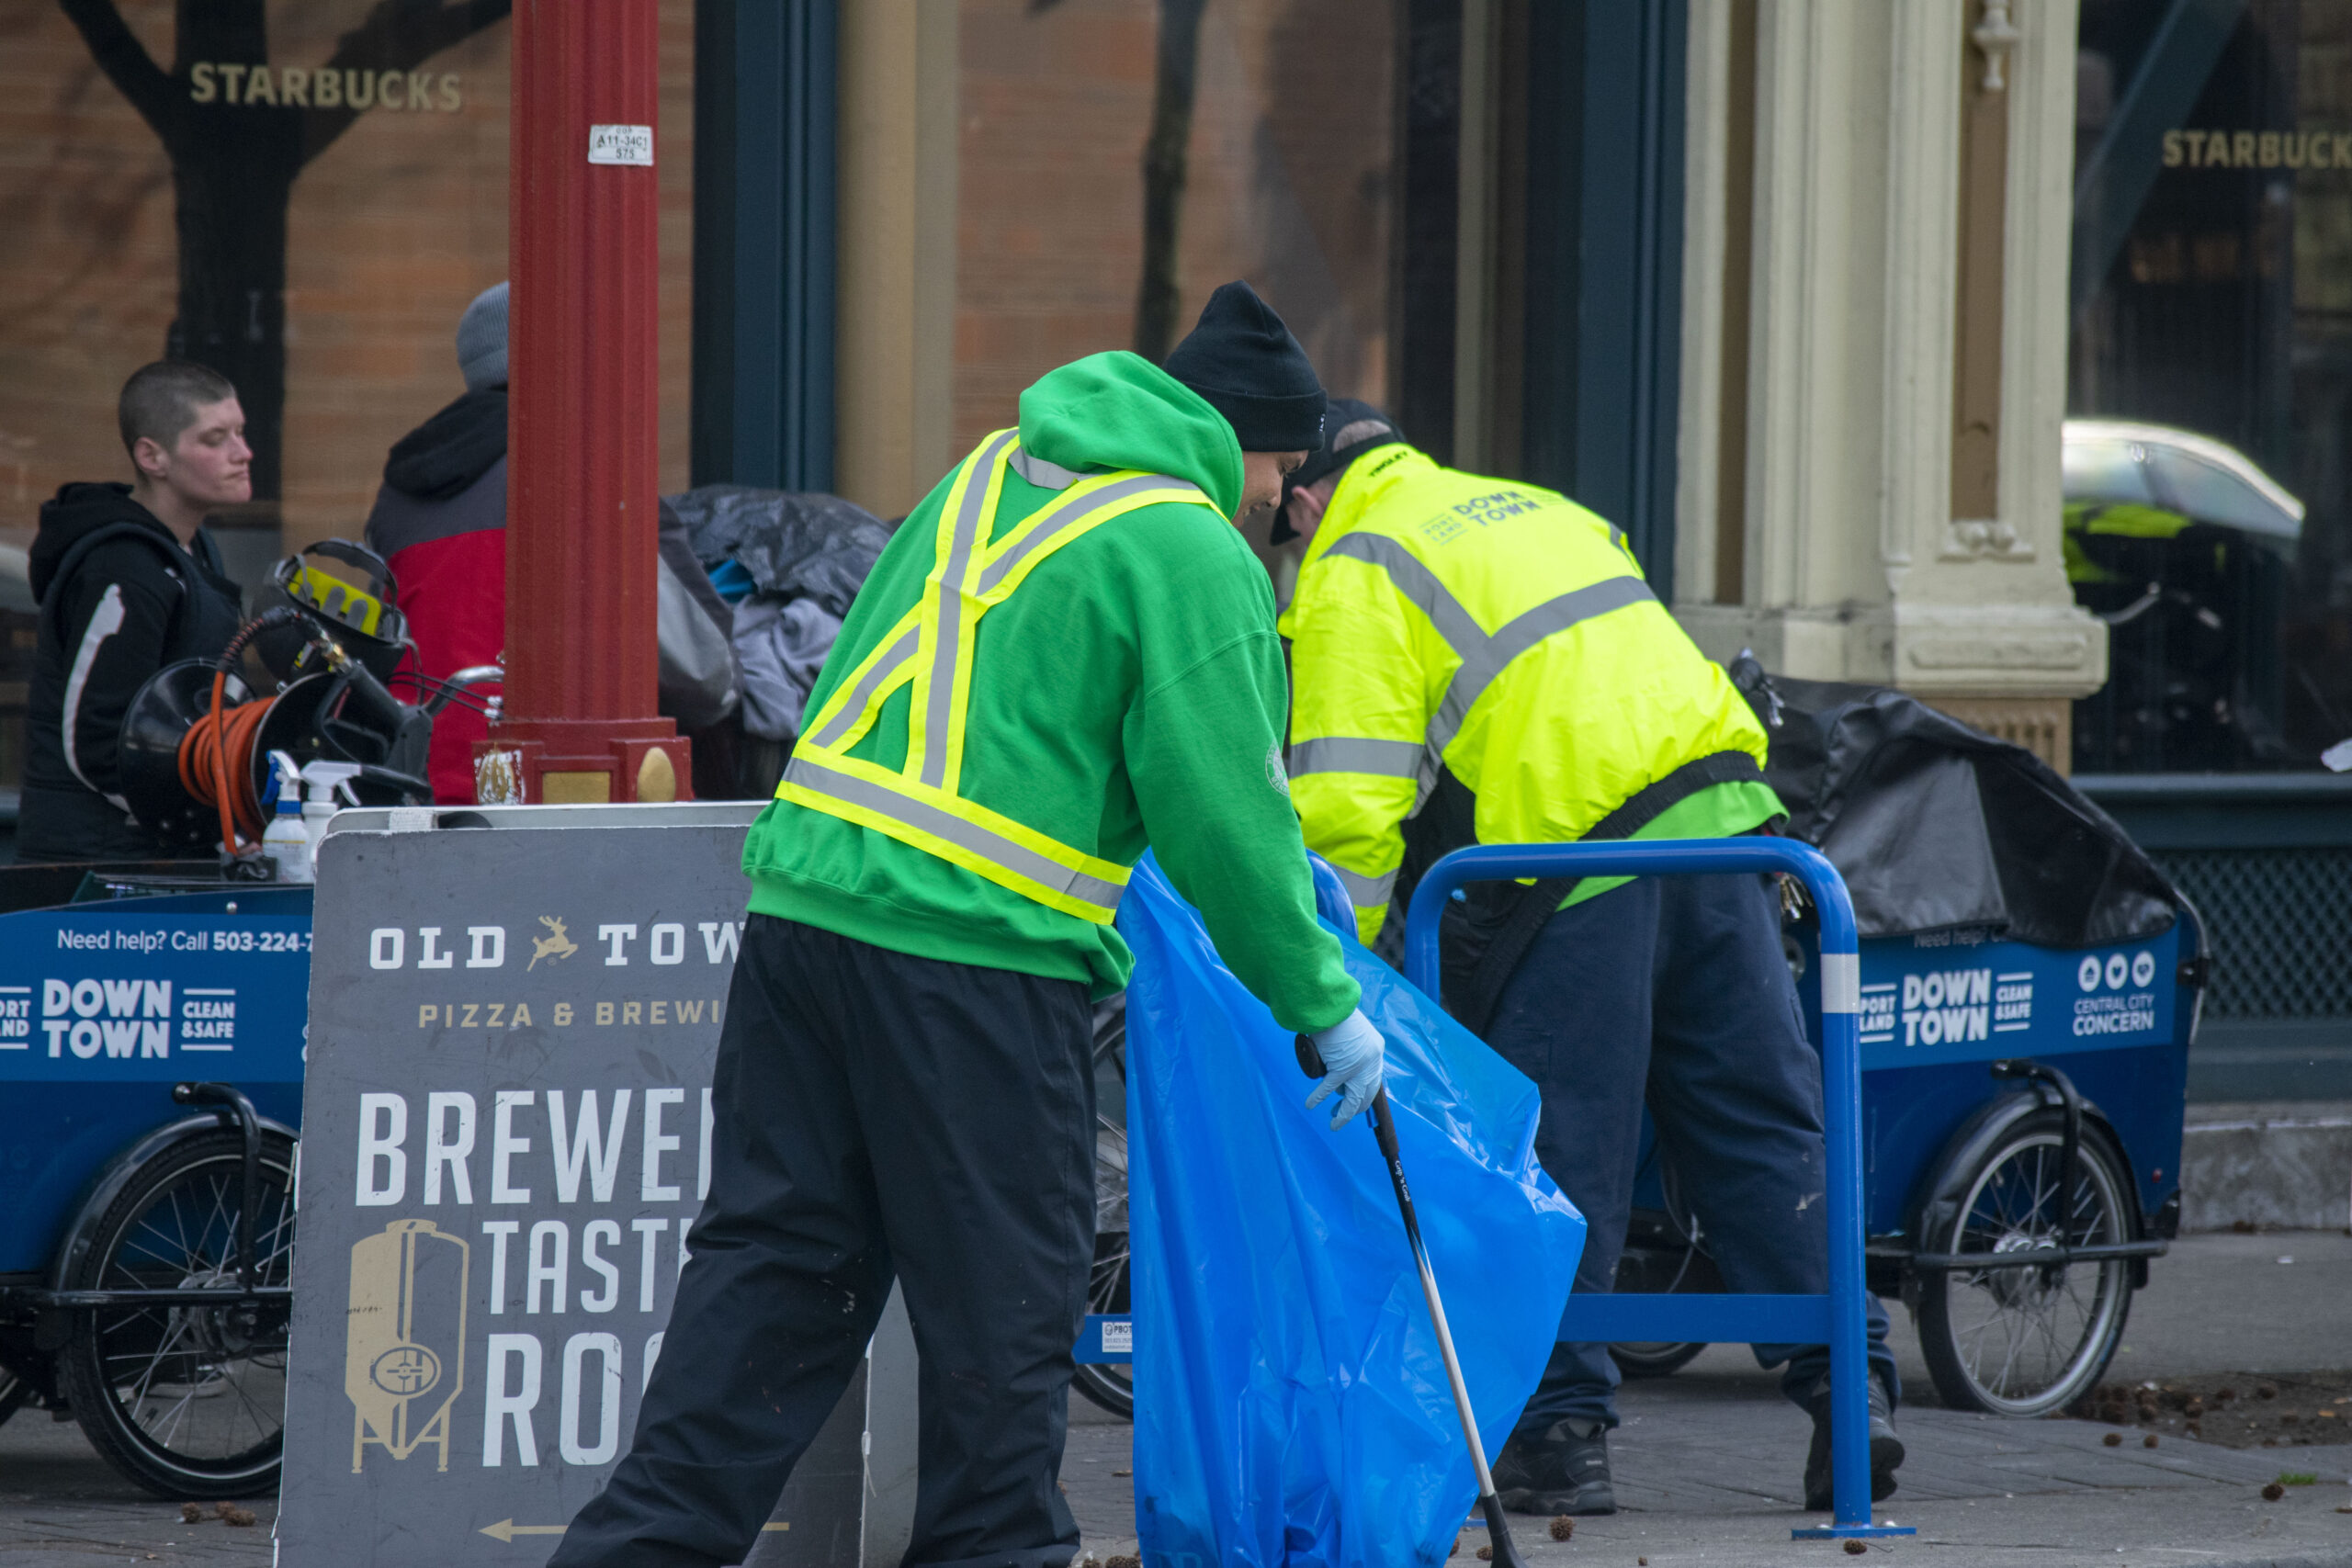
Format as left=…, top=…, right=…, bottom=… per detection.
left=1072, top=998, right=1134, bottom=1420
left=1917, top=1111, right=2134, bottom=1417
left=58, top=1127, right=297, bottom=1498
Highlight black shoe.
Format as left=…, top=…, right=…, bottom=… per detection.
left=1493, top=1418, right=1616, bottom=1516
left=1803, top=1374, right=1904, bottom=1511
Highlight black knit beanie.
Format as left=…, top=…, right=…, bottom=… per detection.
left=1162, top=281, right=1328, bottom=452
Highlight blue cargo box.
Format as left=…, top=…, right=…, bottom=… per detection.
left=0, top=888, right=311, bottom=1275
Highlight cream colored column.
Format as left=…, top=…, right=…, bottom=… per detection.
left=1891, top=0, right=2106, bottom=767
left=1674, top=0, right=2103, bottom=752
left=1678, top=0, right=1906, bottom=678
left=835, top=0, right=958, bottom=519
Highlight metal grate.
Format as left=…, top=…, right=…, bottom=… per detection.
left=2151, top=848, right=2352, bottom=1019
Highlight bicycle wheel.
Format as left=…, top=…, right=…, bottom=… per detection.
left=58, top=1127, right=297, bottom=1498
left=1072, top=998, right=1134, bottom=1419
left=1917, top=1111, right=2134, bottom=1416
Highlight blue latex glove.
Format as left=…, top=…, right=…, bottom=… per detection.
left=1304, top=1009, right=1385, bottom=1131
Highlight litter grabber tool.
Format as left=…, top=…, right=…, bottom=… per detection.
left=1295, top=1032, right=1530, bottom=1568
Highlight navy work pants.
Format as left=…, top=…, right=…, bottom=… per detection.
left=549, top=915, right=1096, bottom=1568
left=1482, top=872, right=1896, bottom=1434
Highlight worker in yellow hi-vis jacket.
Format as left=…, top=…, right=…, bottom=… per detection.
left=1277, top=401, right=1902, bottom=1519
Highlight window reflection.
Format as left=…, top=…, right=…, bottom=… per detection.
left=955, top=0, right=1397, bottom=546
left=2072, top=0, right=2352, bottom=772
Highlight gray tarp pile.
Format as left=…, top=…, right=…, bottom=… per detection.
left=656, top=500, right=741, bottom=729
left=664, top=487, right=893, bottom=743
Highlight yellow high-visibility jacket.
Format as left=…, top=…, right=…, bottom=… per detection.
left=1279, top=444, right=1778, bottom=943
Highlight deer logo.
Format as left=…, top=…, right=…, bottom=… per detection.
left=529, top=916, right=579, bottom=970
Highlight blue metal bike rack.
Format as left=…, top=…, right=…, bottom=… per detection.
left=1403, top=838, right=1914, bottom=1541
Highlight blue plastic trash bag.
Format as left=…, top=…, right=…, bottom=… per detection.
left=1118, top=853, right=1585, bottom=1568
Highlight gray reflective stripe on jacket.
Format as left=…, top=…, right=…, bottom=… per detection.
left=1009, top=449, right=1084, bottom=491
left=807, top=470, right=1195, bottom=754
left=975, top=474, right=1198, bottom=595
left=808, top=626, right=919, bottom=750
left=783, top=753, right=1129, bottom=911
left=1288, top=736, right=1425, bottom=780
left=1319, top=532, right=1657, bottom=761
left=917, top=430, right=1017, bottom=787
left=1329, top=861, right=1396, bottom=911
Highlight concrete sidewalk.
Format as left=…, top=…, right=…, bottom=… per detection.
left=0, top=1406, right=281, bottom=1563
left=1063, top=1393, right=2352, bottom=1566
left=1061, top=1230, right=2352, bottom=1566
left=4, top=1234, right=2346, bottom=1566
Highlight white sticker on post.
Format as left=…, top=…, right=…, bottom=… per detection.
left=587, top=124, right=654, bottom=166
left=1100, top=1319, right=1133, bottom=1354
left=1818, top=951, right=1860, bottom=1015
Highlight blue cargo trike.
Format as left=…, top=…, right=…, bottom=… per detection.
left=0, top=578, right=457, bottom=1496
left=1607, top=668, right=2201, bottom=1417
left=0, top=864, right=312, bottom=1498
left=1608, top=906, right=2199, bottom=1416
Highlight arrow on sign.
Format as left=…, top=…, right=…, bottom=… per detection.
left=480, top=1519, right=788, bottom=1543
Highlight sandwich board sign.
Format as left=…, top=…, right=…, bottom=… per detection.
left=277, top=804, right=915, bottom=1567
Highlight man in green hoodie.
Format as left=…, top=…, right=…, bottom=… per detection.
left=552, top=283, right=1383, bottom=1568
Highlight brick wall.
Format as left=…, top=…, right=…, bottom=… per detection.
left=953, top=0, right=1396, bottom=457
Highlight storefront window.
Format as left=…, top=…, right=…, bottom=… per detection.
left=2071, top=0, right=2352, bottom=772
left=0, top=1, right=694, bottom=789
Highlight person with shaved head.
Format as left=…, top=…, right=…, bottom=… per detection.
left=21, top=360, right=250, bottom=862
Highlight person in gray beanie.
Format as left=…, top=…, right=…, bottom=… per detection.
left=455, top=281, right=507, bottom=392
left=362, top=282, right=517, bottom=800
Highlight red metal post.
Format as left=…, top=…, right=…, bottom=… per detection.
left=479, top=0, right=689, bottom=805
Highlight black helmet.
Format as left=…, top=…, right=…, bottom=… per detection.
left=252, top=540, right=411, bottom=683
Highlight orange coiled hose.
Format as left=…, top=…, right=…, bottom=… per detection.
left=176, top=671, right=274, bottom=853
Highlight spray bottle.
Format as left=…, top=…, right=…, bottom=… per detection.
left=264, top=751, right=312, bottom=883
left=299, top=760, right=365, bottom=879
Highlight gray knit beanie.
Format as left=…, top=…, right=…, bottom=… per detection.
left=457, top=281, right=510, bottom=391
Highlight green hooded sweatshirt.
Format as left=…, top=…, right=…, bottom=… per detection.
left=741, top=352, right=1362, bottom=1035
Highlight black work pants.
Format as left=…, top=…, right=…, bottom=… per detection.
left=549, top=915, right=1097, bottom=1568
left=1483, top=873, right=1896, bottom=1434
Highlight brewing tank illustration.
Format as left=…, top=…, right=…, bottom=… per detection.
left=347, top=1218, right=469, bottom=1472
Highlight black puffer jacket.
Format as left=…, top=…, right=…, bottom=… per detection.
left=19, top=483, right=243, bottom=862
